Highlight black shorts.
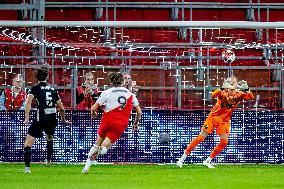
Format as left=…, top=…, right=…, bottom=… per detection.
left=28, top=119, right=58, bottom=138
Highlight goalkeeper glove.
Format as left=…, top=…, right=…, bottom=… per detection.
left=238, top=80, right=249, bottom=91
left=222, top=79, right=234, bottom=90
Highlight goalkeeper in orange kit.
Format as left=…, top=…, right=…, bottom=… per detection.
left=176, top=76, right=254, bottom=168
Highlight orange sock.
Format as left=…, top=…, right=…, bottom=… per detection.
left=185, top=135, right=205, bottom=155
left=210, top=139, right=228, bottom=159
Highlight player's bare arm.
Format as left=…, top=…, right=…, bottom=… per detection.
left=132, top=105, right=142, bottom=131
left=24, top=94, right=34, bottom=124
left=91, top=102, right=100, bottom=119
left=56, top=99, right=71, bottom=124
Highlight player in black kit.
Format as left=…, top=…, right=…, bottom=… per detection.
left=23, top=65, right=70, bottom=173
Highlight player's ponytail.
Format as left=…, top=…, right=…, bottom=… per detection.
left=108, top=72, right=124, bottom=87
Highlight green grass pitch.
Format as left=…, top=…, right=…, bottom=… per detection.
left=0, top=163, right=283, bottom=189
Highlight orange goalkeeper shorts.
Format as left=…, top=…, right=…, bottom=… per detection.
left=201, top=116, right=230, bottom=135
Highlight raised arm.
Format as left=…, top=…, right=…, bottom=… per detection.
left=212, top=79, right=234, bottom=98
left=212, top=89, right=222, bottom=98
left=238, top=80, right=254, bottom=100
left=241, top=91, right=254, bottom=100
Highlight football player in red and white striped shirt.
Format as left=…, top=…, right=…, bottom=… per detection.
left=82, top=72, right=142, bottom=174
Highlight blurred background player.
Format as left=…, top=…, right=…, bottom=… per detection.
left=82, top=72, right=142, bottom=174
left=0, top=74, right=26, bottom=110
left=176, top=76, right=254, bottom=168
left=76, top=72, right=100, bottom=110
left=23, top=65, right=70, bottom=173
left=123, top=73, right=138, bottom=96
left=117, top=73, right=139, bottom=153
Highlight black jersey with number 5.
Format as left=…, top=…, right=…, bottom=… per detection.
left=29, top=82, right=60, bottom=121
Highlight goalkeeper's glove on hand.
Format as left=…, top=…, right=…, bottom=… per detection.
left=238, top=80, right=249, bottom=91
left=222, top=79, right=235, bottom=90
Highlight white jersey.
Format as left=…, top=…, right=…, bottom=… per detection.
left=96, top=87, right=139, bottom=112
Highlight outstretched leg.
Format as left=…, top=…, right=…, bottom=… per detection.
left=82, top=136, right=104, bottom=174
left=203, top=133, right=229, bottom=169
left=176, top=130, right=208, bottom=168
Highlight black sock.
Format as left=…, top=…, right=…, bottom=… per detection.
left=24, top=147, right=31, bottom=167
left=47, top=140, right=53, bottom=161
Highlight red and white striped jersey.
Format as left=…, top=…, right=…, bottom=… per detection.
left=96, top=87, right=139, bottom=125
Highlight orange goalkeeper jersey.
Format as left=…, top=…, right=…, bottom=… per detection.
left=209, top=89, right=254, bottom=123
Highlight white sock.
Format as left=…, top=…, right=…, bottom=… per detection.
left=85, top=158, right=91, bottom=165
left=180, top=153, right=187, bottom=162
left=87, top=145, right=98, bottom=159
left=205, top=157, right=213, bottom=162
left=83, top=157, right=92, bottom=170
left=98, top=146, right=108, bottom=155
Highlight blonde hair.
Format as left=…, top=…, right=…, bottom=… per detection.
left=13, top=74, right=24, bottom=82
left=227, top=75, right=237, bottom=83
left=83, top=72, right=93, bottom=80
